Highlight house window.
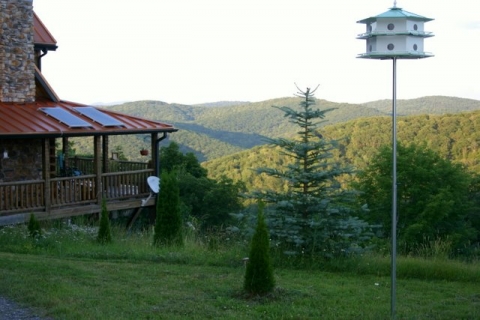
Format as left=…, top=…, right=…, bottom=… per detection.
left=368, top=25, right=372, bottom=32
left=413, top=24, right=418, bottom=31
left=369, top=44, right=372, bottom=52
left=388, top=23, right=395, bottom=31
left=413, top=44, right=418, bottom=51
left=387, top=43, right=395, bottom=51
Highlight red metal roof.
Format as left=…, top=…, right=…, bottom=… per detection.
left=0, top=99, right=177, bottom=138
left=0, top=12, right=177, bottom=138
left=33, top=12, right=57, bottom=50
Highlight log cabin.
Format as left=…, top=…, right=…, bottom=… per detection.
left=0, top=0, right=177, bottom=226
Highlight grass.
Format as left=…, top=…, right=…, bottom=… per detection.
left=0, top=221, right=479, bottom=319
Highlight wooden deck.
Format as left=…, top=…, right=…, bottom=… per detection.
left=0, top=166, right=156, bottom=226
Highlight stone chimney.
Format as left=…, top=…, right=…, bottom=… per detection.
left=0, top=0, right=35, bottom=103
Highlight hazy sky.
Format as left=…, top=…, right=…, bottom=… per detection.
left=34, top=0, right=480, bottom=105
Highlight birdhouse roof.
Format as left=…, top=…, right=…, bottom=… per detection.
left=357, top=7, right=434, bottom=24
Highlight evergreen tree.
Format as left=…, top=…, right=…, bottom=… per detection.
left=250, top=85, right=372, bottom=258
left=154, top=170, right=183, bottom=246
left=244, top=201, right=275, bottom=295
left=97, top=197, right=112, bottom=244
left=27, top=213, right=41, bottom=238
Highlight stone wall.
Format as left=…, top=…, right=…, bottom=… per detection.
left=0, top=138, right=43, bottom=182
left=0, top=0, right=35, bottom=103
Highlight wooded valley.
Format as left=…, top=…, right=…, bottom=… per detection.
left=69, top=95, right=480, bottom=190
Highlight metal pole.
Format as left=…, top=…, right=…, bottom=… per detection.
left=391, top=56, right=398, bottom=319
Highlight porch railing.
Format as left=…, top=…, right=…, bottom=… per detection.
left=69, top=157, right=149, bottom=175
left=50, top=175, right=97, bottom=207
left=0, top=180, right=45, bottom=212
left=102, top=170, right=151, bottom=199
left=0, top=169, right=154, bottom=215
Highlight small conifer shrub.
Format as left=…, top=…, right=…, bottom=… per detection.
left=97, top=197, right=112, bottom=244
left=244, top=201, right=275, bottom=295
left=27, top=213, right=41, bottom=238
left=154, top=170, right=183, bottom=247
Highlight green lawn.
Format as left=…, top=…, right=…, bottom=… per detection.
left=0, top=223, right=478, bottom=319
left=1, top=252, right=479, bottom=319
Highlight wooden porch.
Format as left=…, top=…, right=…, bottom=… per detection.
left=0, top=157, right=157, bottom=226
left=0, top=98, right=177, bottom=227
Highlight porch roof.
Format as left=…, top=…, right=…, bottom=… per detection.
left=0, top=99, right=177, bottom=138
left=0, top=11, right=177, bottom=139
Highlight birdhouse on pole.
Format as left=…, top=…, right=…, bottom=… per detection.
left=356, top=2, right=434, bottom=59
left=355, top=2, right=434, bottom=319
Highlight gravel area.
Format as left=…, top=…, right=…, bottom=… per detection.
left=0, top=296, right=51, bottom=320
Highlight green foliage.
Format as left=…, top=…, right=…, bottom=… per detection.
left=110, top=145, right=128, bottom=161
left=179, top=172, right=246, bottom=230
left=354, top=142, right=477, bottom=254
left=154, top=170, right=183, bottom=247
left=27, top=214, right=41, bottom=238
left=244, top=201, right=275, bottom=295
left=249, top=86, right=373, bottom=258
left=205, top=110, right=480, bottom=193
left=467, top=174, right=480, bottom=246
left=160, top=142, right=207, bottom=178
left=159, top=142, right=245, bottom=230
left=97, top=197, right=112, bottom=244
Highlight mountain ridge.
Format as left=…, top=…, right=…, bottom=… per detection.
left=74, top=95, right=480, bottom=163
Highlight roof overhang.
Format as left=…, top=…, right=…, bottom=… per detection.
left=357, top=7, right=434, bottom=24
left=0, top=99, right=178, bottom=139
left=357, top=52, right=434, bottom=59
left=33, top=12, right=58, bottom=52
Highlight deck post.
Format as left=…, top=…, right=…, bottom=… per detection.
left=94, top=136, right=103, bottom=204
left=102, top=135, right=109, bottom=173
left=62, top=136, right=69, bottom=171
left=43, top=138, right=51, bottom=211
left=151, top=132, right=158, bottom=175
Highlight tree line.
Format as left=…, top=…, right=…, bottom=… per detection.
left=83, top=95, right=480, bottom=162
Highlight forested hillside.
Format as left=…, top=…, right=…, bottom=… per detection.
left=104, top=97, right=386, bottom=162
left=203, top=110, right=480, bottom=191
left=362, top=96, right=480, bottom=116
left=68, top=96, right=480, bottom=163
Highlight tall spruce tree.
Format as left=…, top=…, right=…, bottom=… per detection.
left=154, top=170, right=183, bottom=247
left=250, top=85, right=372, bottom=258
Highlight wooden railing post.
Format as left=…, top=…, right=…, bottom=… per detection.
left=62, top=136, right=69, bottom=173
left=94, top=136, right=103, bottom=204
left=151, top=132, right=158, bottom=175
left=102, top=135, right=109, bottom=173
left=43, top=138, right=51, bottom=211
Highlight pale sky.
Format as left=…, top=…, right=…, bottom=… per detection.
left=34, top=0, right=480, bottom=106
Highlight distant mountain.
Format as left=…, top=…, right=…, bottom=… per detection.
left=85, top=96, right=480, bottom=162
left=193, top=101, right=250, bottom=107
left=203, top=110, right=480, bottom=191
left=91, top=101, right=130, bottom=107
left=361, top=96, right=480, bottom=116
